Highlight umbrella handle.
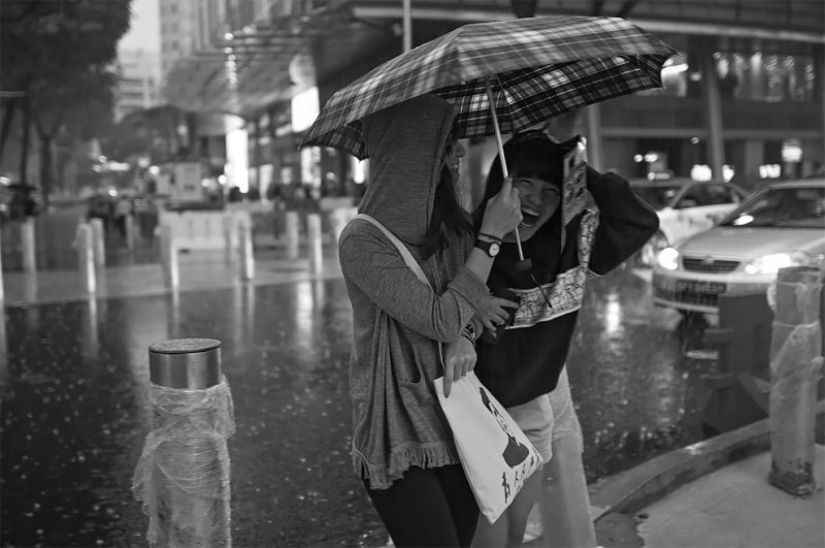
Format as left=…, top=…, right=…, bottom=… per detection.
left=484, top=77, right=529, bottom=267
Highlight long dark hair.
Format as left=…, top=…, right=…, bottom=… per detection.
left=420, top=163, right=474, bottom=258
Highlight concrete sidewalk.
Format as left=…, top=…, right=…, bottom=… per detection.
left=631, top=446, right=824, bottom=548
left=587, top=403, right=825, bottom=548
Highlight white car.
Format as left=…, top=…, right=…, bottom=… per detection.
left=630, top=179, right=748, bottom=266
left=652, top=179, right=825, bottom=316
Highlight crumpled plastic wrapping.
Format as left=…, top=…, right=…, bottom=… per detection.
left=769, top=278, right=823, bottom=495
left=133, top=376, right=235, bottom=547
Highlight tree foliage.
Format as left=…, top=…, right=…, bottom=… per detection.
left=0, top=0, right=133, bottom=197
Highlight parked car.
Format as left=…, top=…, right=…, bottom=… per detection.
left=629, top=178, right=748, bottom=266
left=652, top=178, right=825, bottom=316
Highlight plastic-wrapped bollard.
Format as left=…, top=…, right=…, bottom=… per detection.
left=133, top=338, right=235, bottom=547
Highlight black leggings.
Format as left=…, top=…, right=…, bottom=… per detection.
left=364, top=464, right=479, bottom=548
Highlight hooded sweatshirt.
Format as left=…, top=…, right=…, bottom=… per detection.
left=337, top=95, right=489, bottom=489
left=474, top=136, right=659, bottom=408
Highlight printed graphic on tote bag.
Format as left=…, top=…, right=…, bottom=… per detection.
left=480, top=387, right=530, bottom=467
left=479, top=385, right=539, bottom=505
left=434, top=372, right=543, bottom=522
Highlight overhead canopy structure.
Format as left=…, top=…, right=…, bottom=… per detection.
left=162, top=1, right=355, bottom=116
left=162, top=0, right=825, bottom=117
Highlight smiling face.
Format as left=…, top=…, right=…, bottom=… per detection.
left=503, top=175, right=561, bottom=242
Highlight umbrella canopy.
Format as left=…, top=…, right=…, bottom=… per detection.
left=301, top=15, right=677, bottom=159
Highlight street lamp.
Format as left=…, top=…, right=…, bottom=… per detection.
left=511, top=0, right=538, bottom=18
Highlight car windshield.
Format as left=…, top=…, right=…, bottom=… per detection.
left=632, top=185, right=681, bottom=211
left=719, top=186, right=825, bottom=229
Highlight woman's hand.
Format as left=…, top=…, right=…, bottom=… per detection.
left=442, top=337, right=477, bottom=398
left=474, top=294, right=519, bottom=333
left=479, top=177, right=522, bottom=239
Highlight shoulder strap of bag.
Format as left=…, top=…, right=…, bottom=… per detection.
left=353, top=214, right=445, bottom=362
left=353, top=213, right=431, bottom=288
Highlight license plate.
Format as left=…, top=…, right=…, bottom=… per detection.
left=676, top=280, right=725, bottom=295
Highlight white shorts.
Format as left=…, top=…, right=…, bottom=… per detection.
left=506, top=368, right=584, bottom=463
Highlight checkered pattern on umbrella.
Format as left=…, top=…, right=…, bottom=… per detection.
left=301, top=15, right=676, bottom=159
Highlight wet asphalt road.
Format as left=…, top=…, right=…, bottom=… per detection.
left=1, top=265, right=714, bottom=547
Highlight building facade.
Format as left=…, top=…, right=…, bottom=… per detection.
left=161, top=0, right=825, bottom=202
left=114, top=49, right=162, bottom=122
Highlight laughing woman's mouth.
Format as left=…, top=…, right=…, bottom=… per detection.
left=520, top=208, right=539, bottom=228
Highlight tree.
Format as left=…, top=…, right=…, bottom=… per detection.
left=101, top=105, right=186, bottom=164
left=0, top=0, right=132, bottom=203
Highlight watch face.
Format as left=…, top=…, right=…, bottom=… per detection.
left=489, top=242, right=500, bottom=257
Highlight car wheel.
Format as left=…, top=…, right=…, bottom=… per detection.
left=638, top=231, right=669, bottom=267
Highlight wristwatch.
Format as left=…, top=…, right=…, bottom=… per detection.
left=475, top=238, right=501, bottom=258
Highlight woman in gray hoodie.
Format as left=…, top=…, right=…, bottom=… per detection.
left=337, top=94, right=522, bottom=547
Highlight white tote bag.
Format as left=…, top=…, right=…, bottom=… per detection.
left=433, top=373, right=543, bottom=523
left=352, top=214, right=543, bottom=524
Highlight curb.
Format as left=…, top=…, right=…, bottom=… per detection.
left=588, top=399, right=825, bottom=522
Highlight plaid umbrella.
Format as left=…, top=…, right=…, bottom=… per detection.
left=301, top=15, right=677, bottom=160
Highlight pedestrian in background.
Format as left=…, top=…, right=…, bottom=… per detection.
left=470, top=131, right=659, bottom=547
left=337, top=94, right=522, bottom=548
left=113, top=195, right=133, bottom=242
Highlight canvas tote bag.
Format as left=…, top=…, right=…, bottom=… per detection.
left=354, top=214, right=543, bottom=523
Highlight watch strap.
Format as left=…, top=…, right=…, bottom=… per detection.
left=474, top=238, right=498, bottom=257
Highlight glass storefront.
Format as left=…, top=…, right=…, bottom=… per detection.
left=713, top=37, right=816, bottom=102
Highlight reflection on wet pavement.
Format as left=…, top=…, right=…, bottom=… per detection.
left=1, top=266, right=713, bottom=547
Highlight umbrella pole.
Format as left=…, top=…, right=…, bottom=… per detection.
left=484, top=78, right=531, bottom=270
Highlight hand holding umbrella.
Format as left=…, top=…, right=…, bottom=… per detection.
left=302, top=15, right=677, bottom=266
left=478, top=176, right=523, bottom=245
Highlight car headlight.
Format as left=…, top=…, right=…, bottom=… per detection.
left=658, top=247, right=680, bottom=270
left=743, top=251, right=811, bottom=275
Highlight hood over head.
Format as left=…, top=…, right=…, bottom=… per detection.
left=359, top=94, right=455, bottom=245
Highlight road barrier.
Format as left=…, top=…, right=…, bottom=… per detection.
left=285, top=211, right=300, bottom=260
left=89, top=218, right=106, bottom=269
left=76, top=223, right=97, bottom=295
left=769, top=266, right=823, bottom=496
left=308, top=213, right=323, bottom=274
left=702, top=290, right=773, bottom=434
left=133, top=338, right=235, bottom=548
left=159, top=225, right=179, bottom=291
left=0, top=230, right=4, bottom=302
left=238, top=218, right=255, bottom=281
left=125, top=215, right=136, bottom=250
left=20, top=217, right=36, bottom=272
left=222, top=214, right=236, bottom=264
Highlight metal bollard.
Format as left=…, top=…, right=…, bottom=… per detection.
left=133, top=338, right=235, bottom=548
left=89, top=218, right=106, bottom=268
left=125, top=215, right=136, bottom=250
left=21, top=216, right=36, bottom=272
left=159, top=225, right=179, bottom=291
left=768, top=266, right=823, bottom=496
left=222, top=214, right=236, bottom=264
left=0, top=227, right=4, bottom=303
left=307, top=213, right=323, bottom=274
left=238, top=218, right=255, bottom=281
left=285, top=211, right=299, bottom=260
left=77, top=223, right=97, bottom=295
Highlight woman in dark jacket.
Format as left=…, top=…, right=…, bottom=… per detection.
left=469, top=131, right=659, bottom=547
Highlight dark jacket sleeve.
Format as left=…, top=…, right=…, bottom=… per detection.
left=586, top=167, right=659, bottom=275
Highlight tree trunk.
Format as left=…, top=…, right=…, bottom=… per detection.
left=0, top=98, right=17, bottom=159
left=33, top=108, right=64, bottom=210
left=37, top=131, right=53, bottom=209
left=19, top=97, right=31, bottom=184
